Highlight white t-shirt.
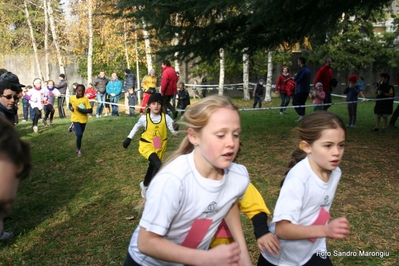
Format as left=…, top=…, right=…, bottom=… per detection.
left=127, top=151, right=250, bottom=266
left=27, top=87, right=46, bottom=110
left=262, top=157, right=341, bottom=266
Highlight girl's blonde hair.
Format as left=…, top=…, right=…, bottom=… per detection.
left=163, top=95, right=239, bottom=167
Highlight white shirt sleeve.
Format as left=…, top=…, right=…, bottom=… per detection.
left=127, top=115, right=146, bottom=139
left=165, top=114, right=178, bottom=135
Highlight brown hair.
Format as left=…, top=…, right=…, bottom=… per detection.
left=281, top=111, right=346, bottom=186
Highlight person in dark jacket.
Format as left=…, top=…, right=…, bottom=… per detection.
left=55, top=74, right=68, bottom=118
left=124, top=69, right=136, bottom=115
left=253, top=79, right=264, bottom=108
left=93, top=71, right=109, bottom=117
left=293, top=57, right=311, bottom=122
left=0, top=72, right=25, bottom=124
left=372, top=73, right=395, bottom=132
left=176, top=82, right=190, bottom=116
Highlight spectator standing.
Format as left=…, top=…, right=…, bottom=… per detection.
left=314, top=58, right=333, bottom=110
left=140, top=69, right=157, bottom=115
left=253, top=79, right=264, bottom=109
left=124, top=69, right=136, bottom=115
left=106, top=72, right=123, bottom=116
left=176, top=81, right=190, bottom=116
left=343, top=75, right=360, bottom=128
left=357, top=76, right=366, bottom=99
left=310, top=82, right=325, bottom=112
left=0, top=72, right=25, bottom=124
left=21, top=85, right=31, bottom=122
left=293, top=57, right=311, bottom=122
left=85, top=82, right=96, bottom=117
left=55, top=74, right=68, bottom=118
left=275, top=66, right=293, bottom=114
left=127, top=88, right=137, bottom=117
left=93, top=71, right=109, bottom=117
left=160, top=60, right=178, bottom=118
left=372, top=73, right=395, bottom=132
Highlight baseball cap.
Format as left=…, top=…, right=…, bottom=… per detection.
left=0, top=72, right=25, bottom=88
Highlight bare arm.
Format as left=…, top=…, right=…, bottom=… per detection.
left=275, top=218, right=350, bottom=240
left=224, top=203, right=252, bottom=266
left=138, top=227, right=243, bottom=265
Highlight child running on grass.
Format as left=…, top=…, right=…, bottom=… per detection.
left=122, top=93, right=177, bottom=198
left=260, top=111, right=350, bottom=266
left=42, top=80, right=60, bottom=126
left=68, top=84, right=92, bottom=156
left=123, top=95, right=251, bottom=266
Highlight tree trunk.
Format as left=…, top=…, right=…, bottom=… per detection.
left=43, top=0, right=50, bottom=81
left=47, top=0, right=65, bottom=75
left=87, top=0, right=93, bottom=83
left=135, top=30, right=141, bottom=105
left=24, top=0, right=43, bottom=80
left=123, top=22, right=130, bottom=70
left=142, top=24, right=153, bottom=72
left=265, top=51, right=273, bottom=102
left=218, top=48, right=225, bottom=96
left=173, top=14, right=180, bottom=73
left=242, top=50, right=250, bottom=100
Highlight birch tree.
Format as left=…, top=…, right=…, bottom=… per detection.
left=87, top=0, right=93, bottom=83
left=264, top=51, right=273, bottom=102
left=123, top=22, right=131, bottom=70
left=43, top=0, right=50, bottom=80
left=24, top=0, right=43, bottom=80
left=242, top=50, right=250, bottom=100
left=47, top=0, right=65, bottom=74
left=218, top=48, right=225, bottom=96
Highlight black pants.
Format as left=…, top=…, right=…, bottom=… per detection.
left=32, top=107, right=42, bottom=126
left=257, top=253, right=333, bottom=266
left=44, top=105, right=55, bottom=121
left=162, top=95, right=176, bottom=116
left=323, top=93, right=332, bottom=110
left=58, top=96, right=66, bottom=118
left=293, top=92, right=308, bottom=116
left=143, top=153, right=162, bottom=187
left=124, top=252, right=141, bottom=266
left=389, top=104, right=399, bottom=126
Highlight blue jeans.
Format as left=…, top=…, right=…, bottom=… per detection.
left=109, top=95, right=120, bottom=116
left=253, top=96, right=262, bottom=108
left=22, top=99, right=29, bottom=121
left=73, top=122, right=86, bottom=150
left=279, top=93, right=291, bottom=113
left=96, top=93, right=106, bottom=116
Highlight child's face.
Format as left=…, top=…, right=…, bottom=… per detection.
left=302, top=127, right=345, bottom=177
left=76, top=87, right=85, bottom=98
left=47, top=81, right=54, bottom=88
left=149, top=102, right=162, bottom=114
left=179, top=83, right=184, bottom=90
left=317, top=86, right=323, bottom=91
left=0, top=159, right=20, bottom=232
left=128, top=88, right=134, bottom=94
left=190, top=108, right=241, bottom=177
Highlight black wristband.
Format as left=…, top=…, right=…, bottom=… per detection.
left=251, top=212, right=270, bottom=239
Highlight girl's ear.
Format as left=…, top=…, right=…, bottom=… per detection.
left=300, top=140, right=312, bottom=154
left=187, top=128, right=198, bottom=146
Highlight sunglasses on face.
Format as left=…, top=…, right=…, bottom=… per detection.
left=1, top=94, right=19, bottom=100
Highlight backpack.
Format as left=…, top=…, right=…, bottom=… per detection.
left=286, top=79, right=296, bottom=96
left=330, top=77, right=338, bottom=88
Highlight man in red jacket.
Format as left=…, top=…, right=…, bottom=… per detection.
left=160, top=60, right=178, bottom=119
left=314, top=58, right=333, bottom=110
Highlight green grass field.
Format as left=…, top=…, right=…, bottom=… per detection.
left=0, top=96, right=398, bottom=265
